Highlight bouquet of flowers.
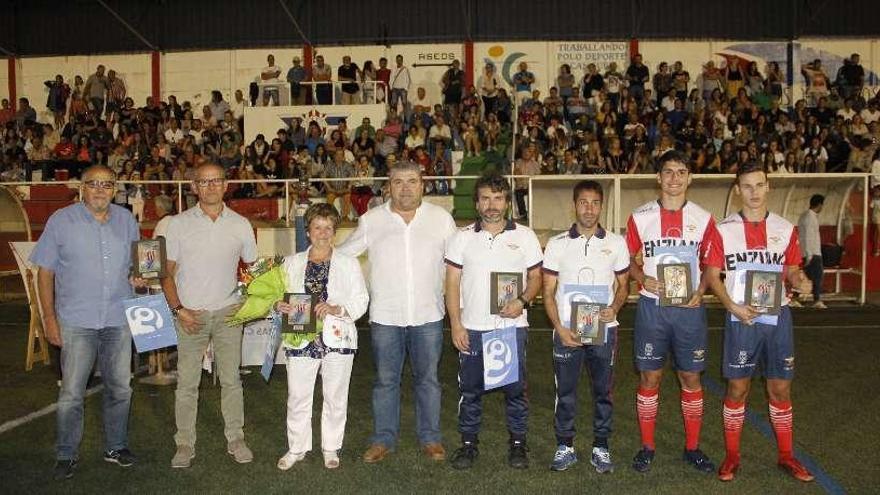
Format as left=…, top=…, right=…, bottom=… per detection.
left=227, top=255, right=287, bottom=326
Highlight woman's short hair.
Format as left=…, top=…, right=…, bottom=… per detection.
left=305, top=202, right=341, bottom=231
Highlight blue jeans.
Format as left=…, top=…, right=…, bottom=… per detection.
left=57, top=324, right=132, bottom=460
left=370, top=320, right=443, bottom=447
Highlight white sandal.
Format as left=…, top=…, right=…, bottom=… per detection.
left=323, top=450, right=340, bottom=469
left=277, top=451, right=306, bottom=471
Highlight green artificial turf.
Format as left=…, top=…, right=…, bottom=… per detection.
left=0, top=302, right=877, bottom=494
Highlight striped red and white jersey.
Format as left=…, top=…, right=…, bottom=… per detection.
left=709, top=211, right=802, bottom=301
left=625, top=200, right=722, bottom=299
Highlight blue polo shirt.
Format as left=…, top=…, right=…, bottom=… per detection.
left=30, top=202, right=140, bottom=328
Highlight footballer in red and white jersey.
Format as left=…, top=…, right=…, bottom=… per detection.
left=625, top=199, right=722, bottom=298
left=711, top=211, right=802, bottom=304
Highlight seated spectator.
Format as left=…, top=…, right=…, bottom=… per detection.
left=428, top=114, right=453, bottom=149
left=323, top=149, right=354, bottom=220
left=482, top=113, right=501, bottom=152
left=349, top=155, right=374, bottom=216
left=404, top=126, right=425, bottom=152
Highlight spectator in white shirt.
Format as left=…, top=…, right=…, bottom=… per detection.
left=164, top=119, right=185, bottom=146
left=797, top=195, right=826, bottom=309
left=338, top=161, right=457, bottom=465
left=390, top=55, right=411, bottom=116
left=260, top=54, right=283, bottom=106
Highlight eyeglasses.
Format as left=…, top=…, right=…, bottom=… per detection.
left=194, top=178, right=225, bottom=187
left=83, top=180, right=116, bottom=190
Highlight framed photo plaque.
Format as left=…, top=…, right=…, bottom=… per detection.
left=490, top=272, right=523, bottom=315
left=131, top=239, right=167, bottom=279
left=281, top=293, right=317, bottom=333
left=745, top=270, right=782, bottom=314
left=569, top=301, right=606, bottom=345
left=658, top=262, right=693, bottom=306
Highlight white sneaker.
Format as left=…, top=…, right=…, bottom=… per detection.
left=813, top=301, right=828, bottom=309
left=277, top=451, right=306, bottom=471
left=323, top=450, right=340, bottom=469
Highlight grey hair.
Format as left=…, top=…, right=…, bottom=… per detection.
left=388, top=160, right=422, bottom=178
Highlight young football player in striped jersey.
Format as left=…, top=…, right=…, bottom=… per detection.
left=705, top=162, right=815, bottom=482
left=625, top=150, right=720, bottom=474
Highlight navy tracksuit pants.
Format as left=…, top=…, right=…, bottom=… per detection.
left=457, top=327, right=528, bottom=443
left=552, top=327, right=617, bottom=447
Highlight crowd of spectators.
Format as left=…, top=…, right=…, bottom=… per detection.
left=1, top=52, right=879, bottom=223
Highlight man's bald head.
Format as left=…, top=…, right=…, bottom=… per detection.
left=82, top=164, right=116, bottom=182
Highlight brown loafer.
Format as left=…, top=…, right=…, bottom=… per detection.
left=422, top=443, right=446, bottom=461
left=362, top=444, right=390, bottom=464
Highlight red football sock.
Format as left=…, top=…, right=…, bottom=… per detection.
left=680, top=388, right=704, bottom=451
left=722, top=398, right=746, bottom=459
left=769, top=400, right=794, bottom=460
left=636, top=386, right=659, bottom=450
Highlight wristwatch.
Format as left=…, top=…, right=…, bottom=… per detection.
left=517, top=295, right=531, bottom=309
left=170, top=304, right=184, bottom=318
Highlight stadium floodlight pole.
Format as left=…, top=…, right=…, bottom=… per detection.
left=95, top=0, right=158, bottom=51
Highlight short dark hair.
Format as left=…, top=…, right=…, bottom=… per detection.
left=473, top=170, right=511, bottom=203
left=657, top=149, right=692, bottom=172
left=735, top=161, right=767, bottom=183
left=809, top=194, right=825, bottom=208
left=305, top=202, right=341, bottom=231
left=572, top=180, right=604, bottom=202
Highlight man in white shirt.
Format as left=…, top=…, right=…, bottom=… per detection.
left=797, top=195, right=826, bottom=309
left=260, top=54, right=282, bottom=106
left=232, top=89, right=247, bottom=121
left=164, top=119, right=185, bottom=147
left=428, top=114, right=452, bottom=148
left=390, top=54, right=411, bottom=116
left=543, top=180, right=630, bottom=474
left=162, top=163, right=258, bottom=468
left=445, top=172, right=543, bottom=470
left=338, top=161, right=457, bottom=464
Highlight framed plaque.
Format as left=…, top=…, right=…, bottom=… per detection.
left=281, top=293, right=317, bottom=333
left=658, top=262, right=692, bottom=306
left=570, top=301, right=606, bottom=345
left=131, top=238, right=167, bottom=279
left=745, top=270, right=782, bottom=314
left=490, top=272, right=523, bottom=315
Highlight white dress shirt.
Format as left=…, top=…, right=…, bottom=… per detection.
left=337, top=201, right=457, bottom=326
left=797, top=208, right=822, bottom=259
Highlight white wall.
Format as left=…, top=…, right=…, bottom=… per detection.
left=18, top=53, right=151, bottom=123
left=162, top=48, right=305, bottom=112
left=5, top=39, right=880, bottom=125
left=315, top=43, right=463, bottom=108
left=0, top=58, right=9, bottom=103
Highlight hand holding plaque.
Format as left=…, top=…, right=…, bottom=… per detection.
left=281, top=293, right=317, bottom=333
left=657, top=262, right=692, bottom=306
left=569, top=301, right=607, bottom=345
left=745, top=271, right=782, bottom=314
left=131, top=239, right=167, bottom=279
left=490, top=272, right=523, bottom=315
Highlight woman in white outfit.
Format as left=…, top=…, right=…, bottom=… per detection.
left=275, top=203, right=368, bottom=470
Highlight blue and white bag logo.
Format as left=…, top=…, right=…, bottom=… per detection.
left=482, top=326, right=519, bottom=390
left=123, top=294, right=177, bottom=353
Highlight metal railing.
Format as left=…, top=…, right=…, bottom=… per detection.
left=4, top=171, right=870, bottom=303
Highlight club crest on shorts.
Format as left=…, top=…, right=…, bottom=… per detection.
left=644, top=343, right=654, bottom=358
left=784, top=356, right=795, bottom=370
left=737, top=350, right=749, bottom=365
left=693, top=349, right=706, bottom=361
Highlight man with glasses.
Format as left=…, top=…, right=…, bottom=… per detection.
left=31, top=165, right=142, bottom=480
left=161, top=163, right=258, bottom=468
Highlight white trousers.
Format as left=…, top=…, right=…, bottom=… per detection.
left=285, top=353, right=354, bottom=454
